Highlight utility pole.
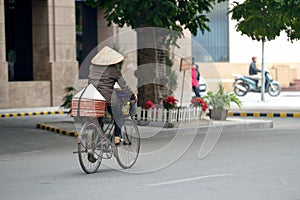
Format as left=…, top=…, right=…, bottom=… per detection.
left=261, top=39, right=265, bottom=102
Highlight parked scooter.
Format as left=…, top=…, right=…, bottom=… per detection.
left=232, top=71, right=281, bottom=97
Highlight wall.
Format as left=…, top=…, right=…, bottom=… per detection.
left=0, top=0, right=77, bottom=109
left=198, top=62, right=299, bottom=92
left=9, top=81, right=51, bottom=108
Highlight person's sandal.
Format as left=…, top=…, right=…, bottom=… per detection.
left=114, top=136, right=121, bottom=145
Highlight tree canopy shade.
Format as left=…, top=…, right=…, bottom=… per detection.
left=229, top=0, right=300, bottom=42
left=86, top=0, right=226, bottom=36
left=86, top=0, right=229, bottom=106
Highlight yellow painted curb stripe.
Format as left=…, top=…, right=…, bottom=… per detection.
left=36, top=123, right=78, bottom=137
left=280, top=113, right=287, bottom=117
left=294, top=113, right=300, bottom=118
left=240, top=113, right=247, bottom=117
left=0, top=111, right=69, bottom=118
left=228, top=112, right=300, bottom=118
left=253, top=113, right=260, bottom=117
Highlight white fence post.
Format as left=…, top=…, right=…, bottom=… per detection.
left=136, top=107, right=204, bottom=123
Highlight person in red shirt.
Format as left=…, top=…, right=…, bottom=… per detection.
left=192, top=58, right=201, bottom=97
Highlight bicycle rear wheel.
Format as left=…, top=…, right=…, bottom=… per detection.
left=78, top=122, right=103, bottom=174
left=116, top=119, right=140, bottom=169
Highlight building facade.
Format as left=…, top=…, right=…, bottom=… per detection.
left=0, top=0, right=115, bottom=109
left=192, top=0, right=300, bottom=91
left=0, top=0, right=77, bottom=108
left=0, top=0, right=299, bottom=109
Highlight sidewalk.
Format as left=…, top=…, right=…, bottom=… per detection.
left=1, top=92, right=300, bottom=118
left=229, top=91, right=300, bottom=113
left=1, top=91, right=299, bottom=138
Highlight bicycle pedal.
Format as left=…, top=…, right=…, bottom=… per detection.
left=123, top=141, right=131, bottom=145
left=87, top=153, right=97, bottom=163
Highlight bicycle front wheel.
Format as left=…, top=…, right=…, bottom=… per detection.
left=116, top=119, right=140, bottom=169
left=78, top=122, right=103, bottom=174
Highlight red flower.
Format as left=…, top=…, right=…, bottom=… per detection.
left=163, top=96, right=178, bottom=109
left=191, top=97, right=208, bottom=111
left=145, top=100, right=156, bottom=109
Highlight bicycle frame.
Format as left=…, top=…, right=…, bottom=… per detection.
left=100, top=116, right=133, bottom=145
left=99, top=117, right=115, bottom=140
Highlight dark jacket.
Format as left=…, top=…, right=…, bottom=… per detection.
left=249, top=61, right=261, bottom=75
left=88, top=64, right=134, bottom=105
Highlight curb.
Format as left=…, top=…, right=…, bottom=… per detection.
left=1, top=110, right=299, bottom=118
left=228, top=112, right=300, bottom=118
left=146, top=119, right=273, bottom=140
left=0, top=111, right=68, bottom=118
left=36, top=123, right=78, bottom=137
left=36, top=118, right=273, bottom=139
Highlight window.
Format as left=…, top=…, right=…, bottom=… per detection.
left=5, top=0, right=33, bottom=81
left=192, top=1, right=229, bottom=62
left=75, top=1, right=97, bottom=65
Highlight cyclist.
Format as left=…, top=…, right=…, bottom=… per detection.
left=88, top=46, right=136, bottom=145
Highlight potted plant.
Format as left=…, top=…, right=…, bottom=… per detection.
left=203, top=83, right=242, bottom=120
left=60, top=86, right=76, bottom=112
left=163, top=96, right=178, bottom=110
left=190, top=97, right=208, bottom=112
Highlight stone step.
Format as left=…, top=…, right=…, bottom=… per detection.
left=282, top=86, right=300, bottom=91
left=284, top=79, right=300, bottom=91
left=289, top=83, right=300, bottom=87
left=293, top=79, right=300, bottom=84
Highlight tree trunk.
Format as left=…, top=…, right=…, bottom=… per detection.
left=134, top=28, right=171, bottom=107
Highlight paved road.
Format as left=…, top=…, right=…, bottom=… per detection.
left=0, top=116, right=300, bottom=200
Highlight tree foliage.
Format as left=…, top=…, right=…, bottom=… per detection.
left=86, top=0, right=226, bottom=106
left=229, top=0, right=300, bottom=42
left=87, top=0, right=226, bottom=36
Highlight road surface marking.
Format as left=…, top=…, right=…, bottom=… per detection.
left=147, top=174, right=233, bottom=186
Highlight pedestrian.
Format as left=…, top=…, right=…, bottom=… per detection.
left=191, top=58, right=201, bottom=97
left=88, top=46, right=136, bottom=145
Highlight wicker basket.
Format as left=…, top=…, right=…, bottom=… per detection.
left=71, top=98, right=106, bottom=117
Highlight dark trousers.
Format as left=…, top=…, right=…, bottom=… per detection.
left=192, top=86, right=201, bottom=97
left=106, top=105, right=123, bottom=137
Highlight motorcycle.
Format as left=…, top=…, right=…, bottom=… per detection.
left=232, top=71, right=281, bottom=97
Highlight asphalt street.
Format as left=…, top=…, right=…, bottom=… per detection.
left=0, top=115, right=300, bottom=200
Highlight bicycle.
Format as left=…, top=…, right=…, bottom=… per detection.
left=75, top=107, right=140, bottom=174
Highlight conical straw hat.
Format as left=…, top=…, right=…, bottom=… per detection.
left=91, top=46, right=124, bottom=65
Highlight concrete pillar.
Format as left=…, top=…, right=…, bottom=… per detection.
left=48, top=0, right=77, bottom=106
left=32, top=0, right=51, bottom=81
left=97, top=8, right=113, bottom=46
left=0, top=0, right=9, bottom=108
left=0, top=0, right=8, bottom=83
